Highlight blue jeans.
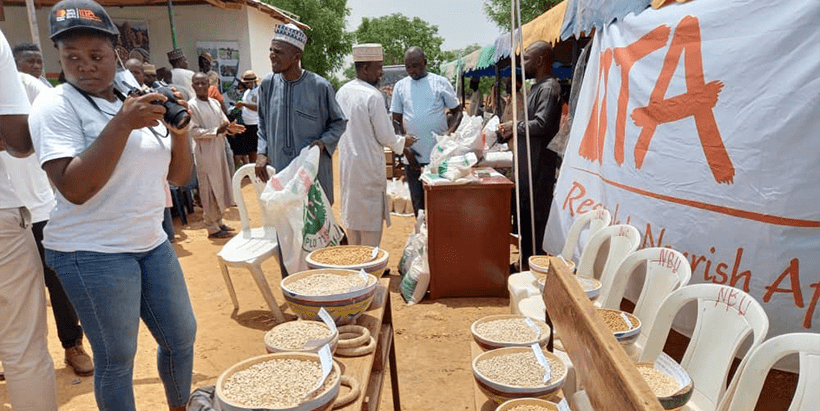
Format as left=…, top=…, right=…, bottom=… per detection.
left=46, top=240, right=197, bottom=410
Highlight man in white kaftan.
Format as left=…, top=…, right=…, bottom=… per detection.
left=188, top=72, right=244, bottom=238
left=336, top=44, right=417, bottom=246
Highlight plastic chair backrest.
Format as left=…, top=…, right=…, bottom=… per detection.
left=576, top=224, right=640, bottom=303
left=600, top=248, right=692, bottom=330
left=232, top=164, right=276, bottom=236
left=640, top=284, right=769, bottom=411
left=554, top=208, right=611, bottom=261
left=721, top=333, right=820, bottom=411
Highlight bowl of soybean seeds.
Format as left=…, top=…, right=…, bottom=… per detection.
left=307, top=245, right=389, bottom=277
left=472, top=346, right=567, bottom=404
left=597, top=309, right=642, bottom=346
left=265, top=320, right=338, bottom=354
left=496, top=398, right=561, bottom=411
left=636, top=360, right=694, bottom=410
left=216, top=353, right=341, bottom=411
left=281, top=269, right=378, bottom=324
left=537, top=274, right=601, bottom=300
left=529, top=256, right=576, bottom=279
left=471, top=315, right=551, bottom=350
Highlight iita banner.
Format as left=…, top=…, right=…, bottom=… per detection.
left=545, top=0, right=820, bottom=346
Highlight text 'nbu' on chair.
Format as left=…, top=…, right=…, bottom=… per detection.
left=217, top=164, right=285, bottom=323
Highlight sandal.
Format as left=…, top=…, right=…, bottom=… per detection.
left=208, top=230, right=233, bottom=239
left=220, top=224, right=236, bottom=232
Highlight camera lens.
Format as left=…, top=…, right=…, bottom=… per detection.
left=155, top=86, right=191, bottom=129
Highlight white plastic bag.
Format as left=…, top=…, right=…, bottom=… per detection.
left=482, top=116, right=500, bottom=151
left=455, top=115, right=485, bottom=155
left=399, top=222, right=429, bottom=305
left=260, top=146, right=345, bottom=274
left=429, top=133, right=459, bottom=170
left=398, top=210, right=426, bottom=275
left=437, top=152, right=478, bottom=181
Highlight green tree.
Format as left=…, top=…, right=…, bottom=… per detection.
left=264, top=0, right=353, bottom=79
left=483, top=0, right=561, bottom=31
left=354, top=14, right=446, bottom=69
left=439, top=43, right=483, bottom=67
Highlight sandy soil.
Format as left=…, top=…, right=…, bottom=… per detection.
left=0, top=155, right=795, bottom=410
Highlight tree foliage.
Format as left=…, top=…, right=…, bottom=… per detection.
left=482, top=0, right=562, bottom=31
left=354, top=14, right=446, bottom=69
left=439, top=43, right=483, bottom=67
left=264, top=0, right=353, bottom=79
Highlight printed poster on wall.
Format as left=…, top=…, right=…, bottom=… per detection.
left=544, top=0, right=820, bottom=357
left=113, top=20, right=150, bottom=63
left=197, top=41, right=241, bottom=102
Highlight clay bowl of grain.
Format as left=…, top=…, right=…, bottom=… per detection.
left=495, top=398, right=560, bottom=411
left=264, top=320, right=339, bottom=354
left=635, top=357, right=694, bottom=410
left=472, top=346, right=567, bottom=404
left=537, top=274, right=601, bottom=301
left=281, top=269, right=378, bottom=325
left=529, top=256, right=576, bottom=278
left=306, top=245, right=389, bottom=277
left=471, top=314, right=551, bottom=350
left=216, top=352, right=341, bottom=411
left=597, top=308, right=641, bottom=346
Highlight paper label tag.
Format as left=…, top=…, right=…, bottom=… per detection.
left=370, top=247, right=379, bottom=260
left=620, top=312, right=634, bottom=329
left=530, top=343, right=551, bottom=383
left=558, top=398, right=572, bottom=411
left=303, top=343, right=334, bottom=401
left=317, top=307, right=337, bottom=334
left=655, top=352, right=691, bottom=387
left=359, top=269, right=369, bottom=283
left=524, top=317, right=541, bottom=339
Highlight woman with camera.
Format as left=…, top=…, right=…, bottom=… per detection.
left=28, top=1, right=196, bottom=410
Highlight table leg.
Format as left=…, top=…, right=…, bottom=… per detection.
left=385, top=291, right=401, bottom=410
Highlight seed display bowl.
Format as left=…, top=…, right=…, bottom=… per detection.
left=472, top=346, right=567, bottom=404
left=281, top=269, right=378, bottom=325
left=636, top=354, right=694, bottom=410
left=306, top=245, right=389, bottom=277
left=529, top=256, right=576, bottom=278
left=471, top=314, right=551, bottom=350
left=215, top=352, right=341, bottom=411
left=264, top=320, right=340, bottom=355
left=537, top=274, right=601, bottom=301
left=495, top=398, right=560, bottom=411
left=597, top=308, right=642, bottom=346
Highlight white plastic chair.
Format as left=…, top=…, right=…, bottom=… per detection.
left=639, top=284, right=770, bottom=411
left=217, top=164, right=285, bottom=322
left=720, top=333, right=820, bottom=411
left=516, top=224, right=640, bottom=321
left=599, top=247, right=692, bottom=359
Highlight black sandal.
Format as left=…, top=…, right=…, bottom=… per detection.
left=208, top=230, right=233, bottom=239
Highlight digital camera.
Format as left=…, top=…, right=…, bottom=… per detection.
left=129, top=86, right=190, bottom=129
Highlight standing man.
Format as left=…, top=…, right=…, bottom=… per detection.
left=13, top=43, right=52, bottom=87
left=497, top=41, right=562, bottom=268
left=167, top=48, right=195, bottom=99
left=189, top=72, right=244, bottom=239
left=231, top=70, right=260, bottom=167
left=0, top=29, right=58, bottom=411
left=391, top=46, right=461, bottom=215
left=254, top=22, right=347, bottom=205
left=336, top=44, right=418, bottom=246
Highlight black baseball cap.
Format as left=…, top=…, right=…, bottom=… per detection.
left=49, top=0, right=119, bottom=41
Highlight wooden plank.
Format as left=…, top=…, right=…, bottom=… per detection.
left=541, top=258, right=663, bottom=411
left=333, top=277, right=390, bottom=411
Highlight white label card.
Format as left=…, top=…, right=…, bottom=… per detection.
left=370, top=247, right=379, bottom=260
left=524, top=317, right=541, bottom=339
left=317, top=307, right=337, bottom=334
left=530, top=343, right=551, bottom=383
left=558, top=398, right=572, bottom=411
left=359, top=269, right=369, bottom=283
left=620, top=312, right=633, bottom=329
left=303, top=343, right=334, bottom=401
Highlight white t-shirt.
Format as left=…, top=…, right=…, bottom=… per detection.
left=29, top=84, right=171, bottom=253
left=0, top=72, right=56, bottom=222
left=241, top=86, right=259, bottom=125
left=0, top=30, right=31, bottom=209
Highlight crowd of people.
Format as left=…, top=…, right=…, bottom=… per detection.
left=0, top=0, right=564, bottom=409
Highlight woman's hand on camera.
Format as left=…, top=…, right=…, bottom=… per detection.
left=119, top=92, right=167, bottom=130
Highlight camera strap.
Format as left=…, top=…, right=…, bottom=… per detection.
left=69, top=83, right=169, bottom=140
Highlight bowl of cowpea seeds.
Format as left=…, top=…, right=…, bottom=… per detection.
left=529, top=256, right=576, bottom=278
left=597, top=309, right=642, bottom=346
left=216, top=353, right=341, bottom=411
left=281, top=269, right=378, bottom=324
left=306, top=246, right=389, bottom=277
left=537, top=274, right=601, bottom=300
left=472, top=346, right=567, bottom=404
left=471, top=315, right=551, bottom=350
left=635, top=359, right=693, bottom=410
left=495, top=398, right=560, bottom=411
left=264, top=320, right=339, bottom=354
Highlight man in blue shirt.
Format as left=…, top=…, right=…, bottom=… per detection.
left=391, top=46, right=462, bottom=215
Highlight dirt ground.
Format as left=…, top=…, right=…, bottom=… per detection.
left=0, top=156, right=796, bottom=410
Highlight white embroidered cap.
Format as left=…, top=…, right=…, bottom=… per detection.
left=352, top=43, right=383, bottom=62
left=273, top=23, right=307, bottom=51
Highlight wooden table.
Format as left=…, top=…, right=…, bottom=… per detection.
left=334, top=277, right=400, bottom=411
left=424, top=167, right=513, bottom=299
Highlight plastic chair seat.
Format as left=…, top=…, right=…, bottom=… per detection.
left=217, top=228, right=278, bottom=263
left=508, top=271, right=540, bottom=315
